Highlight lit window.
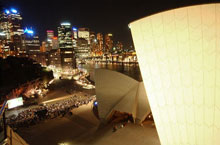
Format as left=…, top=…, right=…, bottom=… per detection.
left=64, top=58, right=72, bottom=62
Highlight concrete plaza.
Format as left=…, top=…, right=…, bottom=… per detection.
left=17, top=102, right=160, bottom=145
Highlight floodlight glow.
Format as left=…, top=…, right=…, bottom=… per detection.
left=10, top=8, right=17, bottom=13
left=5, top=9, right=10, bottom=14
left=130, top=3, right=220, bottom=145
left=61, top=22, right=71, bottom=26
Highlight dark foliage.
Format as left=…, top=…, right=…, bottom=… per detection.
left=0, top=57, right=53, bottom=102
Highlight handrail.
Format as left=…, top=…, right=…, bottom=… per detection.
left=0, top=101, right=7, bottom=118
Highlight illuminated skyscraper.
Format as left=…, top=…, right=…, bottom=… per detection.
left=0, top=8, right=24, bottom=57
left=47, top=30, right=54, bottom=40
left=58, top=22, right=76, bottom=69
left=40, top=41, right=46, bottom=52
left=78, top=28, right=90, bottom=44
left=46, top=30, right=54, bottom=51
left=115, top=41, right=123, bottom=53
left=104, top=33, right=113, bottom=54
left=72, top=27, right=77, bottom=48
left=52, top=36, right=58, bottom=50
left=72, top=27, right=77, bottom=39
left=90, top=31, right=98, bottom=56
left=74, top=28, right=91, bottom=60
left=97, top=33, right=103, bottom=56
left=76, top=38, right=90, bottom=59
left=22, top=28, right=40, bottom=54
left=0, top=31, right=7, bottom=58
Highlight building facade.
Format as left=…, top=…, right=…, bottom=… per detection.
left=75, top=38, right=90, bottom=59
left=58, top=22, right=76, bottom=70
left=46, top=30, right=54, bottom=51
left=78, top=28, right=90, bottom=44
left=0, top=8, right=24, bottom=57
left=104, top=33, right=113, bottom=55
left=22, top=28, right=40, bottom=54
left=96, top=33, right=104, bottom=56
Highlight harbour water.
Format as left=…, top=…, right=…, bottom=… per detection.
left=78, top=62, right=142, bottom=82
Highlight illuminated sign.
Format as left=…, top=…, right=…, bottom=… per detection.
left=61, top=22, right=71, bottom=26
left=5, top=9, right=10, bottom=14
left=7, top=97, right=23, bottom=109
left=24, top=28, right=34, bottom=35
left=72, top=27, right=77, bottom=31
left=47, top=30, right=54, bottom=33
left=10, top=8, right=17, bottom=14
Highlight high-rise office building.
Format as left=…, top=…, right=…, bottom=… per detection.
left=104, top=33, right=113, bottom=54
left=89, top=31, right=98, bottom=56
left=46, top=30, right=54, bottom=51
left=40, top=41, right=46, bottom=52
left=78, top=28, right=90, bottom=44
left=72, top=27, right=77, bottom=39
left=76, top=38, right=90, bottom=59
left=0, top=31, right=7, bottom=58
left=115, top=41, right=123, bottom=53
left=48, top=49, right=61, bottom=68
left=58, top=22, right=76, bottom=69
left=72, top=27, right=77, bottom=48
left=74, top=28, right=91, bottom=60
left=47, top=30, right=54, bottom=40
left=22, top=28, right=40, bottom=54
left=96, top=33, right=103, bottom=56
left=0, top=8, right=24, bottom=57
left=52, top=36, right=58, bottom=50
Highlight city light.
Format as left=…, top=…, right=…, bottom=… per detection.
left=0, top=32, right=6, bottom=36
left=61, top=22, right=71, bottom=26
left=4, top=9, right=10, bottom=14
left=94, top=101, right=98, bottom=106
left=72, top=27, right=77, bottom=31
left=10, top=8, right=18, bottom=14
left=47, top=38, right=52, bottom=42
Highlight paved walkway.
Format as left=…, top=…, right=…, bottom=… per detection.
left=17, top=102, right=160, bottom=145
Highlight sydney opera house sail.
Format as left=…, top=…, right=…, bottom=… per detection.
left=94, top=69, right=150, bottom=123
left=130, top=3, right=220, bottom=145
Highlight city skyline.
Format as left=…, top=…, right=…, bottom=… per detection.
left=2, top=0, right=218, bottom=48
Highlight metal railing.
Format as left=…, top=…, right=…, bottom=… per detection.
left=0, top=101, right=7, bottom=145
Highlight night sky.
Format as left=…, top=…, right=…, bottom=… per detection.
left=2, top=0, right=219, bottom=48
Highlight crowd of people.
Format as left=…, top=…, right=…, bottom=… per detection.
left=6, top=94, right=96, bottom=129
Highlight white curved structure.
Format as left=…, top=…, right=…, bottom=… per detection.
left=130, top=3, right=220, bottom=145
left=94, top=69, right=150, bottom=123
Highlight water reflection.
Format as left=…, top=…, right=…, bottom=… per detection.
left=78, top=63, right=142, bottom=81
